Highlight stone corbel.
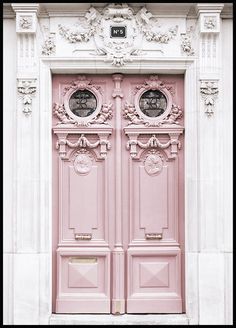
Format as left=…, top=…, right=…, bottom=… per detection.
left=53, top=127, right=112, bottom=160
left=124, top=127, right=183, bottom=160
left=200, top=80, right=219, bottom=117
left=17, top=78, right=37, bottom=116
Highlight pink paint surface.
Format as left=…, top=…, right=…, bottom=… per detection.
left=52, top=74, right=185, bottom=313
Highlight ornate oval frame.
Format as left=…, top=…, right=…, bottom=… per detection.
left=63, top=84, right=103, bottom=125
left=134, top=86, right=173, bottom=124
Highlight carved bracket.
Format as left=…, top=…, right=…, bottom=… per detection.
left=17, top=79, right=37, bottom=116
left=53, top=127, right=112, bottom=160
left=200, top=80, right=219, bottom=117
left=124, top=126, right=184, bottom=160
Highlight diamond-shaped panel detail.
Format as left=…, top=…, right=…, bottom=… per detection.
left=68, top=263, right=98, bottom=288
left=139, top=262, right=169, bottom=288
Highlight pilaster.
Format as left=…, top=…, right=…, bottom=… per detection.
left=11, top=3, right=40, bottom=253
left=196, top=3, right=228, bottom=325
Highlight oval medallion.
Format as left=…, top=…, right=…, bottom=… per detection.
left=74, top=154, right=92, bottom=175
left=144, top=154, right=163, bottom=175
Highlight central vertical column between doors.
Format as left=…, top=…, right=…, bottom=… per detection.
left=111, top=74, right=125, bottom=314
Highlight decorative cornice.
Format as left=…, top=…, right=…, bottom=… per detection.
left=196, top=3, right=224, bottom=16
left=200, top=80, right=219, bottom=117
left=11, top=4, right=39, bottom=13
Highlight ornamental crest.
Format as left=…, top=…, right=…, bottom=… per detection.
left=58, top=3, right=178, bottom=66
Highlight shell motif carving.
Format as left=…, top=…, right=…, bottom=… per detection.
left=74, top=151, right=93, bottom=175
left=144, top=151, right=164, bottom=175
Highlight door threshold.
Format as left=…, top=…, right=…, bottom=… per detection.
left=49, top=314, right=189, bottom=325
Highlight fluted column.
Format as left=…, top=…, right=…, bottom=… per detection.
left=111, top=73, right=125, bottom=314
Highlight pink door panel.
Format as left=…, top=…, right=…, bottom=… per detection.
left=52, top=74, right=184, bottom=314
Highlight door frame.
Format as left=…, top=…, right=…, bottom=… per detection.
left=39, top=56, right=199, bottom=323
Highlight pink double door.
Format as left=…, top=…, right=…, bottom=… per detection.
left=52, top=74, right=185, bottom=314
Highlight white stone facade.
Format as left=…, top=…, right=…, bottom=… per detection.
left=3, top=3, right=232, bottom=325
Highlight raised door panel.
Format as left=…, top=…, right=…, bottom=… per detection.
left=122, top=75, right=184, bottom=313
left=58, top=148, right=108, bottom=244
left=130, top=149, right=179, bottom=243
left=52, top=75, right=114, bottom=313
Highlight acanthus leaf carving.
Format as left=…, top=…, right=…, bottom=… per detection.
left=58, top=3, right=179, bottom=66
left=62, top=76, right=102, bottom=96
left=200, top=80, right=219, bottom=117
left=133, top=75, right=175, bottom=96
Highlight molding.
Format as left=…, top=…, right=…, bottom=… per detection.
left=11, top=4, right=39, bottom=13
left=196, top=4, right=225, bottom=15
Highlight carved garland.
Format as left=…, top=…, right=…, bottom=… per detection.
left=42, top=33, right=56, bottom=56
left=58, top=4, right=179, bottom=66
left=180, top=27, right=195, bottom=56
left=126, top=134, right=181, bottom=159
left=56, top=134, right=111, bottom=159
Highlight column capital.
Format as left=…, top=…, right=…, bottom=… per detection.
left=11, top=3, right=39, bottom=34
left=196, top=3, right=224, bottom=34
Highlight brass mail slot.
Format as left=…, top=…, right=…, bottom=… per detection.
left=74, top=233, right=92, bottom=240
left=145, top=233, right=163, bottom=240
left=69, top=257, right=97, bottom=264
